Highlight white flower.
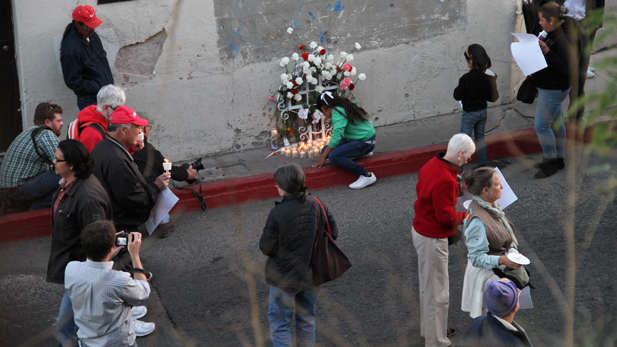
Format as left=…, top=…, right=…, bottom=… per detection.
left=317, top=46, right=324, bottom=52
left=344, top=71, right=350, bottom=77
left=340, top=51, right=347, bottom=58
left=294, top=94, right=302, bottom=101
left=286, top=82, right=294, bottom=89
left=312, top=109, right=324, bottom=124
left=346, top=54, right=354, bottom=62
left=337, top=72, right=343, bottom=79
left=280, top=73, right=288, bottom=83
left=324, top=62, right=332, bottom=70
left=303, top=61, right=310, bottom=68
left=298, top=107, right=309, bottom=120
left=310, top=66, right=317, bottom=72
left=351, top=67, right=357, bottom=76
left=314, top=57, right=322, bottom=65
left=315, top=85, right=325, bottom=93
left=291, top=53, right=299, bottom=61
left=279, top=57, right=290, bottom=67
left=307, top=54, right=315, bottom=62
left=327, top=54, right=334, bottom=61
left=309, top=77, right=318, bottom=85
left=309, top=41, right=318, bottom=49
left=295, top=77, right=303, bottom=85
left=355, top=42, right=362, bottom=50
left=287, top=92, right=293, bottom=98
left=287, top=27, right=294, bottom=34
left=358, top=73, right=366, bottom=81
left=323, top=71, right=332, bottom=80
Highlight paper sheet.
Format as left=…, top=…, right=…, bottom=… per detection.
left=459, top=167, right=518, bottom=210
left=510, top=33, right=548, bottom=76
left=519, top=286, right=534, bottom=309
left=145, top=188, right=179, bottom=235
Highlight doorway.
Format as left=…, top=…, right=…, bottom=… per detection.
left=0, top=0, right=22, bottom=153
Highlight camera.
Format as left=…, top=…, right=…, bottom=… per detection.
left=116, top=232, right=130, bottom=247
left=180, top=158, right=204, bottom=171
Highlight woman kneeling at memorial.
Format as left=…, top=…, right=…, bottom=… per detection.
left=312, top=92, right=377, bottom=189
left=259, top=164, right=337, bottom=347
left=461, top=167, right=521, bottom=318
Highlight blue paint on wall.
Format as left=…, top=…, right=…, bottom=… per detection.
left=299, top=6, right=301, bottom=15
left=308, top=11, right=316, bottom=20
left=333, top=0, right=343, bottom=12
left=292, top=18, right=300, bottom=27
left=227, top=26, right=244, bottom=58
left=221, top=25, right=224, bottom=29
left=326, top=3, right=331, bottom=8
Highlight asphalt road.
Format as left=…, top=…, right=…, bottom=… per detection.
left=2, top=148, right=617, bottom=347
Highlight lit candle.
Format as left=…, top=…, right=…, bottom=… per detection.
left=300, top=150, right=306, bottom=158
left=292, top=149, right=298, bottom=158
left=163, top=158, right=172, bottom=172
left=285, top=149, right=291, bottom=157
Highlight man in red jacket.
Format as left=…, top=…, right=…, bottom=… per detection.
left=412, top=133, right=475, bottom=347
left=76, top=84, right=125, bottom=152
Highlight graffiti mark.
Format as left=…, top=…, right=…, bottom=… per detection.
left=326, top=4, right=331, bottom=9
left=227, top=26, right=244, bottom=58
left=299, top=6, right=301, bottom=15
left=333, top=0, right=344, bottom=12
left=292, top=18, right=300, bottom=27
left=308, top=11, right=316, bottom=20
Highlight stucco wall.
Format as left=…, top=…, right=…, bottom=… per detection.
left=11, top=0, right=617, bottom=161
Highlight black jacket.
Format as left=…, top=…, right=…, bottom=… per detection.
left=453, top=69, right=499, bottom=112
left=133, top=137, right=188, bottom=184
left=46, top=175, right=112, bottom=284
left=462, top=312, right=532, bottom=347
left=60, top=27, right=114, bottom=98
left=91, top=136, right=160, bottom=231
left=260, top=195, right=338, bottom=290
left=531, top=27, right=576, bottom=91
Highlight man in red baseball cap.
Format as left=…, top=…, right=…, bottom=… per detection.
left=61, top=5, right=114, bottom=110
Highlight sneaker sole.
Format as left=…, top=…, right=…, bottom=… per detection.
left=132, top=309, right=147, bottom=320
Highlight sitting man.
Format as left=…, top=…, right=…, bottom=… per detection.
left=73, top=84, right=125, bottom=153
left=462, top=278, right=532, bottom=347
left=65, top=220, right=154, bottom=346
left=0, top=103, right=63, bottom=213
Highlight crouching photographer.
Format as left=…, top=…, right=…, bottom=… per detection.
left=64, top=220, right=154, bottom=346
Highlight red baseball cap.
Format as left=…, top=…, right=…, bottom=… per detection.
left=109, top=106, right=149, bottom=126
left=72, top=5, right=103, bottom=28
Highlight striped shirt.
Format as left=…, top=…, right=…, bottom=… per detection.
left=0, top=125, right=58, bottom=188
left=65, top=259, right=150, bottom=347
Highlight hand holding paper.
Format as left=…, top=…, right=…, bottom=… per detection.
left=511, top=33, right=548, bottom=76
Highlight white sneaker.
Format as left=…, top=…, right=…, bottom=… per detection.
left=589, top=66, right=596, bottom=72
left=349, top=173, right=377, bottom=189
left=133, top=319, right=155, bottom=337
left=132, top=306, right=147, bottom=320
left=586, top=69, right=595, bottom=79
left=363, top=151, right=374, bottom=157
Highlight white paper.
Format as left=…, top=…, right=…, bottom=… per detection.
left=459, top=167, right=518, bottom=210
left=510, top=33, right=548, bottom=76
left=518, top=286, right=534, bottom=309
left=145, top=188, right=179, bottom=235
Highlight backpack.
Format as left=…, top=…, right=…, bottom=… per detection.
left=66, top=120, right=107, bottom=141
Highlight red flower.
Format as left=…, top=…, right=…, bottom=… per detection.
left=336, top=66, right=341, bottom=71
left=292, top=80, right=297, bottom=86
left=291, top=89, right=299, bottom=95
left=320, top=49, right=326, bottom=55
left=301, top=52, right=309, bottom=60
left=299, top=45, right=306, bottom=50
left=303, top=73, right=306, bottom=79
left=349, top=83, right=355, bottom=91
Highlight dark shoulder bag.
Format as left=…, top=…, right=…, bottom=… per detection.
left=311, top=197, right=352, bottom=285
left=31, top=126, right=54, bottom=165
left=516, top=76, right=537, bottom=104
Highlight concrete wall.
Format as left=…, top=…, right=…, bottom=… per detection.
left=11, top=0, right=617, bottom=161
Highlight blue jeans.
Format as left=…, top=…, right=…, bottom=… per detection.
left=535, top=88, right=570, bottom=159
left=77, top=95, right=97, bottom=111
left=268, top=285, right=321, bottom=347
left=322, top=135, right=375, bottom=176
left=10, top=170, right=60, bottom=210
left=459, top=109, right=487, bottom=174
left=57, top=290, right=78, bottom=347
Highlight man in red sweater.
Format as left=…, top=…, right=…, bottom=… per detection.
left=412, top=133, right=475, bottom=347
left=76, top=85, right=125, bottom=152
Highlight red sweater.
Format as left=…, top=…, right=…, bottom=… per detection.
left=413, top=153, right=466, bottom=239
left=77, top=105, right=108, bottom=153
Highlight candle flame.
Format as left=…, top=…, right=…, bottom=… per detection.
left=163, top=158, right=169, bottom=163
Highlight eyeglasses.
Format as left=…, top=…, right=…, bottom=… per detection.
left=146, top=125, right=153, bottom=130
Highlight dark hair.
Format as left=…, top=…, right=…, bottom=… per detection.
left=540, top=2, right=567, bottom=23
left=81, top=220, right=116, bottom=261
left=464, top=44, right=492, bottom=71
left=33, top=102, right=62, bottom=125
left=57, top=139, right=94, bottom=179
left=274, top=164, right=308, bottom=202
left=61, top=21, right=85, bottom=43
left=316, top=93, right=369, bottom=125
left=464, top=167, right=497, bottom=196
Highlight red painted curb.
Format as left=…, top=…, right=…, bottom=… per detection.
left=0, top=125, right=595, bottom=244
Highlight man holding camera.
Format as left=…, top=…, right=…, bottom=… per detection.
left=65, top=220, right=153, bottom=346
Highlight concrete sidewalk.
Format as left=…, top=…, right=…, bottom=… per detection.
left=1, top=48, right=615, bottom=244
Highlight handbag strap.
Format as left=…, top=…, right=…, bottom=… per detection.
left=313, top=197, right=331, bottom=237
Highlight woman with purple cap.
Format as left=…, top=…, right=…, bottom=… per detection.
left=461, top=167, right=523, bottom=319
left=462, top=278, right=532, bottom=347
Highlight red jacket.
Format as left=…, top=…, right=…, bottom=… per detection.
left=77, top=105, right=108, bottom=153
left=413, top=153, right=466, bottom=239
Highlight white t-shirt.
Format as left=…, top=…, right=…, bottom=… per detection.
left=564, top=0, right=586, bottom=21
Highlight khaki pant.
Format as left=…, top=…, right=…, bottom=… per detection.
left=412, top=227, right=451, bottom=347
